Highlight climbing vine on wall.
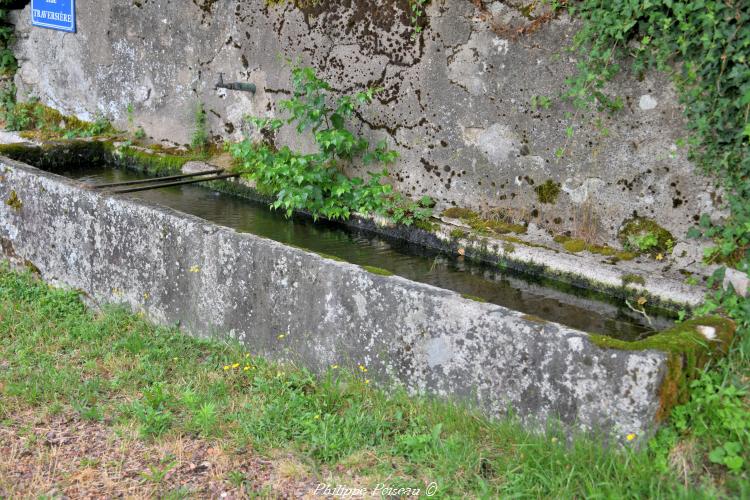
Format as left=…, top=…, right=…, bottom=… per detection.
left=408, top=0, right=430, bottom=39
left=570, top=0, right=750, bottom=474
left=569, top=1, right=749, bottom=265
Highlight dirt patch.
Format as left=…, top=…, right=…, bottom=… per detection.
left=0, top=410, right=321, bottom=498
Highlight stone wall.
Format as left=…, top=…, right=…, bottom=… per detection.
left=0, top=157, right=669, bottom=438
left=10, top=0, right=720, bottom=244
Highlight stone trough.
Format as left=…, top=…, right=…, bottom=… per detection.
left=0, top=157, right=734, bottom=441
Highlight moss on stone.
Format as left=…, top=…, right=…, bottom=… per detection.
left=562, top=238, right=587, bottom=253
left=503, top=242, right=515, bottom=254
left=5, top=102, right=117, bottom=141
left=498, top=235, right=556, bottom=251
left=613, top=251, right=637, bottom=261
left=521, top=314, right=548, bottom=324
left=115, top=146, right=195, bottom=176
left=468, top=218, right=527, bottom=235
left=461, top=293, right=487, bottom=303
left=414, top=219, right=437, bottom=232
left=618, top=217, right=674, bottom=255
left=554, top=234, right=634, bottom=260
left=587, top=244, right=616, bottom=256
left=449, top=229, right=467, bottom=240
left=360, top=265, right=394, bottom=276
left=621, top=273, right=646, bottom=286
left=443, top=207, right=526, bottom=236
left=442, top=207, right=478, bottom=219
left=315, top=252, right=346, bottom=262
left=5, top=190, right=22, bottom=211
left=589, top=316, right=735, bottom=421
left=534, top=179, right=561, bottom=204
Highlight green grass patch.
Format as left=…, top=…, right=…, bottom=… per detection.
left=0, top=265, right=748, bottom=495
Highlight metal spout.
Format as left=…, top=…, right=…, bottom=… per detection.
left=214, top=72, right=256, bottom=94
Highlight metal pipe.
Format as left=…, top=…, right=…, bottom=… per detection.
left=215, top=72, right=256, bottom=94
left=107, top=173, right=240, bottom=194
left=90, top=169, right=226, bottom=189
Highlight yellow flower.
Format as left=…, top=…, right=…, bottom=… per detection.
left=365, top=379, right=370, bottom=385
left=243, top=366, right=250, bottom=371
left=655, top=253, right=664, bottom=261
left=626, top=433, right=636, bottom=442
left=232, top=363, right=240, bottom=369
left=172, top=357, right=178, bottom=361
left=277, top=334, right=285, bottom=340
left=143, top=292, right=150, bottom=299
left=330, top=364, right=339, bottom=369
left=358, top=364, right=367, bottom=372
left=223, top=365, right=230, bottom=371
left=189, top=265, right=201, bottom=273
left=314, top=414, right=320, bottom=420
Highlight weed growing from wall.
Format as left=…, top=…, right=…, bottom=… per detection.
left=408, top=0, right=430, bottom=40
left=229, top=66, right=433, bottom=225
left=191, top=102, right=209, bottom=152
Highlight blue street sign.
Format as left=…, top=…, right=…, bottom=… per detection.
left=31, top=0, right=76, bottom=33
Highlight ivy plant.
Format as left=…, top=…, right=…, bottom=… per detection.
left=570, top=0, right=750, bottom=476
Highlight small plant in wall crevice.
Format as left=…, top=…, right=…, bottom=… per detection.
left=408, top=0, right=430, bottom=40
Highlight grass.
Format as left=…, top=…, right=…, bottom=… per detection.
left=0, top=265, right=748, bottom=497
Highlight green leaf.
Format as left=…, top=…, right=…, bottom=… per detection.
left=708, top=447, right=725, bottom=464
left=724, top=455, right=744, bottom=471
